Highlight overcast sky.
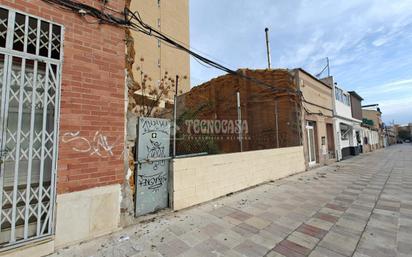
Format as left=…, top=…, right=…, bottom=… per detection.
left=189, top=0, right=412, bottom=124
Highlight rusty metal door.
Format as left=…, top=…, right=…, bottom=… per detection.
left=135, top=117, right=171, bottom=216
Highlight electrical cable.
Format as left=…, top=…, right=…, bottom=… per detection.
left=42, top=0, right=301, bottom=96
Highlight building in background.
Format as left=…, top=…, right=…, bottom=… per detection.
left=348, top=91, right=364, bottom=153
left=362, top=107, right=384, bottom=149
left=384, top=125, right=397, bottom=146
left=175, top=68, right=336, bottom=168
left=128, top=0, right=190, bottom=110
left=395, top=123, right=412, bottom=142
left=321, top=77, right=362, bottom=160
left=0, top=1, right=125, bottom=256
left=294, top=69, right=336, bottom=168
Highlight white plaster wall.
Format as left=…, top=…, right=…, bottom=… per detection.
left=54, top=184, right=121, bottom=248
left=335, top=100, right=352, bottom=120
left=171, top=146, right=305, bottom=210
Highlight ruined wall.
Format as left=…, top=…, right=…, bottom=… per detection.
left=176, top=69, right=302, bottom=155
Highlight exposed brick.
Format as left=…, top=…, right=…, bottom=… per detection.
left=2, top=0, right=125, bottom=194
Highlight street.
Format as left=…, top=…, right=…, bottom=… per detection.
left=51, top=144, right=412, bottom=257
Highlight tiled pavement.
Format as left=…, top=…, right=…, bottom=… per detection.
left=50, top=144, right=412, bottom=257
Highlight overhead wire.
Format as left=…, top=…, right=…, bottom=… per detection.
left=42, top=0, right=301, bottom=96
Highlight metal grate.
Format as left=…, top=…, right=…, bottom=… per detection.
left=0, top=5, right=63, bottom=248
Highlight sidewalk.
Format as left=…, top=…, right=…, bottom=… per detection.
left=50, top=144, right=412, bottom=257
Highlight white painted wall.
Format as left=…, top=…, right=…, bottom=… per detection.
left=335, top=100, right=353, bottom=120
left=171, top=146, right=305, bottom=210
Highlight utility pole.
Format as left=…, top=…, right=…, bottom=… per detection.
left=265, top=28, right=272, bottom=69
left=173, top=75, right=179, bottom=157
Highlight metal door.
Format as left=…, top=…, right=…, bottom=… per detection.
left=306, top=122, right=316, bottom=166
left=0, top=6, right=63, bottom=248
left=135, top=117, right=171, bottom=216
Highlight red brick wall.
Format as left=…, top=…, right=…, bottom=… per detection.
left=2, top=0, right=125, bottom=194
left=177, top=69, right=302, bottom=153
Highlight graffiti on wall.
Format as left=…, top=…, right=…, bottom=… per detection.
left=137, top=172, right=168, bottom=191
left=62, top=131, right=123, bottom=158
left=146, top=139, right=166, bottom=170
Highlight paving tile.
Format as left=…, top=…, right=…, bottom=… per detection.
left=213, top=230, right=245, bottom=248
left=222, top=215, right=243, bottom=225
left=313, top=212, right=339, bottom=223
left=264, top=222, right=293, bottom=238
left=296, top=224, right=328, bottom=239
left=278, top=239, right=311, bottom=255
left=309, top=246, right=347, bottom=257
left=198, top=222, right=225, bottom=237
left=231, top=222, right=260, bottom=237
left=258, top=211, right=282, bottom=222
left=318, top=231, right=359, bottom=256
left=355, top=245, right=397, bottom=257
left=398, top=240, right=412, bottom=254
left=208, top=206, right=236, bottom=218
left=324, top=203, right=347, bottom=212
left=233, top=239, right=269, bottom=257
left=157, top=238, right=190, bottom=257
left=192, top=238, right=230, bottom=257
left=245, top=216, right=272, bottom=230
left=179, top=229, right=210, bottom=247
left=335, top=217, right=367, bottom=234
left=250, top=230, right=282, bottom=249
left=287, top=231, right=319, bottom=250
left=317, top=207, right=344, bottom=217
left=227, top=210, right=254, bottom=221
left=305, top=218, right=334, bottom=231
left=266, top=251, right=288, bottom=257
left=272, top=244, right=306, bottom=257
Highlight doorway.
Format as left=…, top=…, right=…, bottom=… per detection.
left=135, top=117, right=171, bottom=216
left=306, top=121, right=316, bottom=166
left=326, top=123, right=335, bottom=159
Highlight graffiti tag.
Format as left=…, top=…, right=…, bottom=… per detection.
left=138, top=172, right=168, bottom=191
left=145, top=139, right=166, bottom=170
left=62, top=131, right=122, bottom=158
left=141, top=118, right=170, bottom=135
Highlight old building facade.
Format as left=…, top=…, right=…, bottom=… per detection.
left=294, top=69, right=335, bottom=168
left=128, top=0, right=190, bottom=108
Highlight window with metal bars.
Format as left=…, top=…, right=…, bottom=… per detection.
left=0, top=5, right=63, bottom=248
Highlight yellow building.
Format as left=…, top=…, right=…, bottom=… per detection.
left=129, top=0, right=190, bottom=109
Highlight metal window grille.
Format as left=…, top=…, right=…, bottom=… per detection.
left=0, top=5, right=63, bottom=249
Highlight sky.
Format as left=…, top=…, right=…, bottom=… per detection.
left=189, top=0, right=412, bottom=125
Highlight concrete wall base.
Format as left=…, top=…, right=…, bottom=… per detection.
left=54, top=184, right=121, bottom=248
left=0, top=239, right=54, bottom=257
